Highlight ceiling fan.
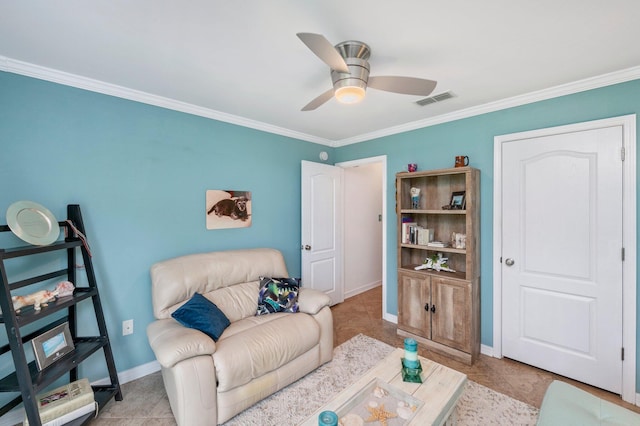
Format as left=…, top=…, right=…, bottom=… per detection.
left=297, top=32, right=437, bottom=111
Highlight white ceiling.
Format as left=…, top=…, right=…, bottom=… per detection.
left=2, top=1, right=640, bottom=146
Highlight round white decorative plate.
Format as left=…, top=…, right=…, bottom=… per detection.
left=6, top=201, right=60, bottom=245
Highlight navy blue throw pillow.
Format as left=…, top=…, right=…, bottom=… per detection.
left=171, top=292, right=230, bottom=341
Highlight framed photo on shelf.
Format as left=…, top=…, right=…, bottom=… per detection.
left=32, top=322, right=75, bottom=370
left=449, top=191, right=466, bottom=210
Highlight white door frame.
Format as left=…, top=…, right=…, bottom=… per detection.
left=336, top=155, right=389, bottom=321
left=492, top=114, right=637, bottom=403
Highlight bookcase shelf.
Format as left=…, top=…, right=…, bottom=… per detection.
left=399, top=209, right=467, bottom=215
left=0, top=205, right=122, bottom=426
left=396, top=167, right=481, bottom=364
left=399, top=243, right=466, bottom=255
left=0, top=289, right=97, bottom=328
left=0, top=338, right=109, bottom=393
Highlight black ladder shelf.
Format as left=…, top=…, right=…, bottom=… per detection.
left=0, top=204, right=122, bottom=426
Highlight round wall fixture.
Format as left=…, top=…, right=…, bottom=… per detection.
left=319, top=151, right=329, bottom=161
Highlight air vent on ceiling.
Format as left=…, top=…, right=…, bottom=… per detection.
left=416, top=90, right=455, bottom=106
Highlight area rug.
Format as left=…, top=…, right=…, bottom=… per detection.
left=222, top=334, right=539, bottom=425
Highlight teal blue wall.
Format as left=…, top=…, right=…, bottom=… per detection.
left=0, top=72, right=332, bottom=387
left=335, top=79, right=640, bottom=391
left=1, top=70, right=639, bottom=394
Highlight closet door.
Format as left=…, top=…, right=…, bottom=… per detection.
left=501, top=124, right=623, bottom=393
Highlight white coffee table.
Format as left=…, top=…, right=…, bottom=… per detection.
left=301, top=347, right=467, bottom=426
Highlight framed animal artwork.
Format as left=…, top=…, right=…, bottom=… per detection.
left=206, top=190, right=252, bottom=229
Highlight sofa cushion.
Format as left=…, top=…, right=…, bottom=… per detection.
left=171, top=293, right=230, bottom=341
left=256, top=277, right=300, bottom=315
left=213, top=312, right=320, bottom=392
left=207, top=282, right=259, bottom=323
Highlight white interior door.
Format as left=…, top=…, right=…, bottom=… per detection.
left=501, top=125, right=623, bottom=393
left=301, top=160, right=344, bottom=305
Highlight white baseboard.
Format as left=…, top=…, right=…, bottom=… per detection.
left=480, top=344, right=494, bottom=358
left=384, top=312, right=397, bottom=323
left=344, top=281, right=382, bottom=300
left=92, top=359, right=161, bottom=385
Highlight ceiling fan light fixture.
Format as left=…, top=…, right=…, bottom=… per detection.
left=335, top=85, right=366, bottom=104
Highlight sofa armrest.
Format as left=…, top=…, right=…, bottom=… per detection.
left=297, top=288, right=331, bottom=315
left=147, top=319, right=217, bottom=368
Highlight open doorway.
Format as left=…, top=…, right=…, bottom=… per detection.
left=336, top=156, right=387, bottom=316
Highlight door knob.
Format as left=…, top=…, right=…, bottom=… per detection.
left=303, top=245, right=311, bottom=251
left=424, top=303, right=429, bottom=312
left=505, top=258, right=515, bottom=266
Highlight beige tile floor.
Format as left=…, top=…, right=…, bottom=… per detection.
left=95, top=286, right=640, bottom=424
left=331, top=287, right=640, bottom=415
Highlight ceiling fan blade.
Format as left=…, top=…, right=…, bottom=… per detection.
left=301, top=88, right=335, bottom=111
left=297, top=33, right=350, bottom=73
left=368, top=76, right=437, bottom=96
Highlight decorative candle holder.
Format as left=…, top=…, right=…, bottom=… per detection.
left=401, top=360, right=423, bottom=383
left=318, top=410, right=338, bottom=426
left=402, top=338, right=422, bottom=383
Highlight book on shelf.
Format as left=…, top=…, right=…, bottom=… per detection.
left=401, top=222, right=417, bottom=244
left=403, top=225, right=435, bottom=246
left=427, top=241, right=448, bottom=248
left=24, top=378, right=96, bottom=426
left=39, top=402, right=96, bottom=426
left=417, top=228, right=434, bottom=246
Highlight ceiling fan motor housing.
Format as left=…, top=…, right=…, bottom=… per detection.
left=331, top=41, right=371, bottom=101
left=335, top=40, right=371, bottom=60
left=331, top=58, right=370, bottom=90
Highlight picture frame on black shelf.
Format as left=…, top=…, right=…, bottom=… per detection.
left=32, top=322, right=75, bottom=370
left=449, top=191, right=466, bottom=210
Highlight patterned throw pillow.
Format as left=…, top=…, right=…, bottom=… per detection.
left=256, top=277, right=300, bottom=316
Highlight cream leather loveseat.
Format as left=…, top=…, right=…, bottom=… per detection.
left=146, top=248, right=333, bottom=425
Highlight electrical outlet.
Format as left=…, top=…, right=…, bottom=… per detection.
left=122, top=319, right=133, bottom=336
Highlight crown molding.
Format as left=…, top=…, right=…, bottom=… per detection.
left=0, top=56, right=333, bottom=147
left=2, top=55, right=638, bottom=147
left=335, top=65, right=640, bottom=147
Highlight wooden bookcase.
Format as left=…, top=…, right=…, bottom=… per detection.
left=0, top=204, right=122, bottom=425
left=396, top=167, right=480, bottom=364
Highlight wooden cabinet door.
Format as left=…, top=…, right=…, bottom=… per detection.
left=398, top=271, right=431, bottom=338
left=431, top=277, right=471, bottom=352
